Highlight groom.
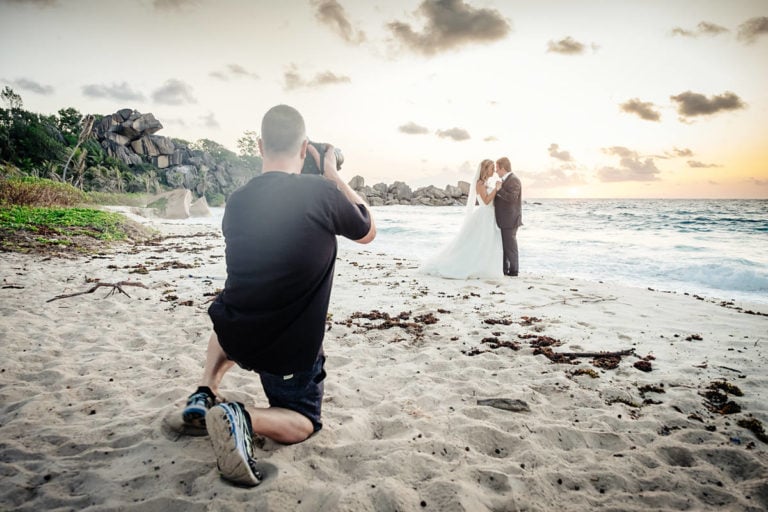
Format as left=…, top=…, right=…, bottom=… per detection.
left=494, top=157, right=523, bottom=276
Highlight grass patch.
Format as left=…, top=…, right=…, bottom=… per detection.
left=0, top=176, right=86, bottom=207
left=85, top=191, right=152, bottom=207
left=0, top=205, right=154, bottom=255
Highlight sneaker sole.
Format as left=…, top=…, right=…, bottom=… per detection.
left=206, top=405, right=261, bottom=487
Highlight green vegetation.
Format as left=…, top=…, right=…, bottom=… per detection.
left=1, top=175, right=153, bottom=255
left=1, top=87, right=260, bottom=198
left=0, top=205, right=127, bottom=240
left=0, top=175, right=85, bottom=206
left=85, top=191, right=151, bottom=206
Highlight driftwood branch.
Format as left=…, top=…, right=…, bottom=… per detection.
left=554, top=349, right=635, bottom=358
left=47, top=281, right=148, bottom=303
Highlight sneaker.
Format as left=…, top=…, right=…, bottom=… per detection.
left=182, top=386, right=216, bottom=428
left=206, top=402, right=262, bottom=487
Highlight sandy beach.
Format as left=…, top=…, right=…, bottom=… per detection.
left=1, top=213, right=766, bottom=512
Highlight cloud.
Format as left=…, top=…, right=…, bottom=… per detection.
left=210, top=64, right=259, bottom=81
left=153, top=0, right=198, bottom=10
left=5, top=77, right=54, bottom=95
left=152, top=79, right=196, bottom=105
left=483, top=135, right=498, bottom=142
left=671, top=21, right=729, bottom=37
left=82, top=82, right=145, bottom=101
left=598, top=146, right=661, bottom=182
left=0, top=0, right=57, bottom=7
left=619, top=98, right=661, bottom=121
left=283, top=65, right=351, bottom=90
left=670, top=90, right=745, bottom=118
left=546, top=36, right=585, bottom=55
left=748, top=177, right=768, bottom=187
left=737, top=16, right=768, bottom=44
left=521, top=168, right=586, bottom=189
left=311, top=0, right=366, bottom=44
left=387, top=0, right=510, bottom=56
left=672, top=147, right=693, bottom=158
left=399, top=122, right=429, bottom=134
left=201, top=112, right=219, bottom=129
left=687, top=160, right=721, bottom=168
left=547, top=143, right=572, bottom=161
left=435, top=127, right=470, bottom=141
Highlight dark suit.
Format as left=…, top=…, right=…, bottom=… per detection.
left=494, top=172, right=523, bottom=276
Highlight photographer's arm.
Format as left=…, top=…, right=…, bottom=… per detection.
left=308, top=144, right=376, bottom=244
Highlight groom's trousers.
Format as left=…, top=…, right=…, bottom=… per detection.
left=500, top=227, right=519, bottom=276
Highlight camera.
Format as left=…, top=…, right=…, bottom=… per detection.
left=302, top=140, right=344, bottom=175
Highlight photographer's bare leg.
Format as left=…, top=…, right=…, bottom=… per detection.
left=200, top=333, right=235, bottom=396
left=201, top=333, right=314, bottom=444
left=248, top=407, right=314, bottom=444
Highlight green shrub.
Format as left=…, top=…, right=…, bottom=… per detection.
left=0, top=176, right=85, bottom=207
left=0, top=205, right=127, bottom=240
left=205, top=191, right=225, bottom=207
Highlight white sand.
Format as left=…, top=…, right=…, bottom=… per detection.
left=1, top=215, right=767, bottom=511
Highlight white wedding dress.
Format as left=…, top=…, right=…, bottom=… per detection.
left=421, top=181, right=503, bottom=280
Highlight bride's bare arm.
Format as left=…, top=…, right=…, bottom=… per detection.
left=477, top=181, right=498, bottom=205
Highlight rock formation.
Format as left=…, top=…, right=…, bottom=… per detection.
left=93, top=108, right=258, bottom=199
left=348, top=176, right=470, bottom=206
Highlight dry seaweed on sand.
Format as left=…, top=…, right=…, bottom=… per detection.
left=737, top=417, right=768, bottom=444
left=481, top=337, right=521, bottom=351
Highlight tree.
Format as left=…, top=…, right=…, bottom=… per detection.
left=236, top=130, right=260, bottom=158
left=1, top=87, right=23, bottom=109
left=61, top=114, right=95, bottom=182
left=57, top=107, right=82, bottom=138
left=236, top=130, right=262, bottom=173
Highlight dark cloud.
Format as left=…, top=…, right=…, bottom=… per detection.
left=672, top=147, right=693, bottom=158
left=598, top=146, right=660, bottom=182
left=670, top=90, right=745, bottom=118
left=283, top=66, right=351, bottom=90
left=687, top=160, right=721, bottom=168
left=671, top=21, right=729, bottom=37
left=619, top=98, right=661, bottom=121
left=399, top=122, right=429, bottom=135
left=82, top=82, right=145, bottom=101
left=201, top=112, right=219, bottom=129
left=546, top=36, right=585, bottom=55
left=387, top=0, right=510, bottom=56
left=435, top=127, right=470, bottom=141
left=210, top=64, right=259, bottom=81
left=152, top=79, right=196, bottom=105
left=153, top=0, right=198, bottom=10
left=547, top=143, right=572, bottom=161
left=6, top=77, right=54, bottom=95
left=0, top=0, right=58, bottom=7
left=737, top=16, right=768, bottom=44
left=312, top=0, right=366, bottom=44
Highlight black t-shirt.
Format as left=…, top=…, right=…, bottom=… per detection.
left=208, top=172, right=371, bottom=374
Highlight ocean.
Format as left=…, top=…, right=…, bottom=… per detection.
left=177, top=199, right=768, bottom=305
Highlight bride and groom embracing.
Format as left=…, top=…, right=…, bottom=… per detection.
left=421, top=157, right=522, bottom=279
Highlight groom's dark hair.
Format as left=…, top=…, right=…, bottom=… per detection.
left=496, top=157, right=511, bottom=173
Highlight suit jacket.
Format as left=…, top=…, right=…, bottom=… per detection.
left=494, top=172, right=523, bottom=229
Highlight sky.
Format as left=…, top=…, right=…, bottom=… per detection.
left=1, top=0, right=767, bottom=198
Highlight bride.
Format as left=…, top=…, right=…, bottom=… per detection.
left=421, top=159, right=504, bottom=279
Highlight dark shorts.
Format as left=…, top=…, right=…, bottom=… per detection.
left=257, top=353, right=326, bottom=433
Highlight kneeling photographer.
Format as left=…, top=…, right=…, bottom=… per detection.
left=180, top=104, right=375, bottom=486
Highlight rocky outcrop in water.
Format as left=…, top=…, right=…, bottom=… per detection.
left=348, top=175, right=469, bottom=206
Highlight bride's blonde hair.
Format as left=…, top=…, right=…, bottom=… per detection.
left=478, top=159, right=495, bottom=181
